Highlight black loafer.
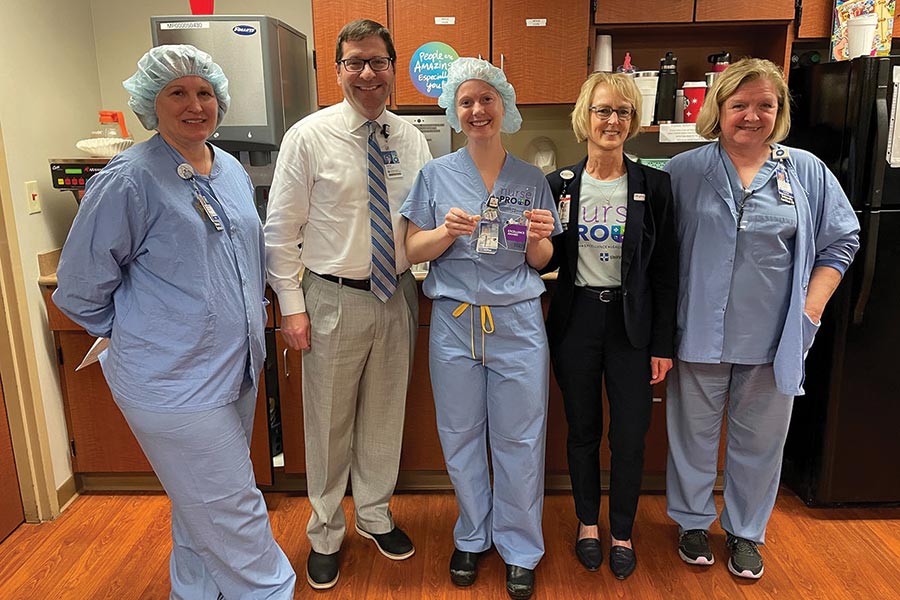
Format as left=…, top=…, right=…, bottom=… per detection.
left=355, top=523, right=415, bottom=560
left=609, top=545, right=637, bottom=580
left=575, top=537, right=603, bottom=571
left=306, top=549, right=339, bottom=590
left=505, top=564, right=535, bottom=600
left=449, top=549, right=482, bottom=587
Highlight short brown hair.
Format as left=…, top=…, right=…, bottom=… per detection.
left=695, top=57, right=791, bottom=144
left=335, top=19, right=396, bottom=63
left=571, top=73, right=643, bottom=143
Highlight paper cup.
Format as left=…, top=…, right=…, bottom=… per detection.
left=635, top=71, right=659, bottom=127
left=594, top=35, right=613, bottom=72
left=682, top=82, right=706, bottom=123
left=847, top=13, right=878, bottom=59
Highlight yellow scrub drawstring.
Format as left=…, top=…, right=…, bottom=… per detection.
left=452, top=302, right=495, bottom=364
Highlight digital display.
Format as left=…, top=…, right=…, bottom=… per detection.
left=65, top=168, right=83, bottom=175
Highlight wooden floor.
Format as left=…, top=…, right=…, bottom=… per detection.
left=1, top=489, right=899, bottom=599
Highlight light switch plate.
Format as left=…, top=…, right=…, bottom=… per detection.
left=25, top=180, right=41, bottom=214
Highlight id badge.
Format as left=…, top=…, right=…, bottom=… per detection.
left=196, top=192, right=225, bottom=231
left=382, top=150, right=402, bottom=179
left=503, top=219, right=528, bottom=252
left=558, top=194, right=571, bottom=230
left=775, top=163, right=794, bottom=205
left=476, top=221, right=499, bottom=254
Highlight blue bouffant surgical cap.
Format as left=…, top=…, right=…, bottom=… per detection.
left=123, top=44, right=230, bottom=130
left=438, top=57, right=522, bottom=134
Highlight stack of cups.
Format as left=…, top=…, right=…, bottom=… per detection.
left=634, top=71, right=659, bottom=126
left=682, top=81, right=707, bottom=123
left=594, top=34, right=613, bottom=72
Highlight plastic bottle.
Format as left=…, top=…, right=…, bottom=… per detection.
left=654, top=51, right=678, bottom=124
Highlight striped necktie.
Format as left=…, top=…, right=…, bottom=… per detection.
left=366, top=121, right=397, bottom=302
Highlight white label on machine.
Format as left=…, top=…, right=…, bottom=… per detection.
left=434, top=17, right=456, bottom=25
left=399, top=115, right=451, bottom=158
left=525, top=19, right=547, bottom=27
left=160, top=21, right=210, bottom=30
left=887, top=66, right=900, bottom=168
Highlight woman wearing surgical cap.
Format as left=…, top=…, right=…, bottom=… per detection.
left=544, top=73, right=677, bottom=579
left=53, top=45, right=296, bottom=598
left=401, top=57, right=561, bottom=600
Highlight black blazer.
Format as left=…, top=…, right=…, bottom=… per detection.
left=544, top=156, right=677, bottom=358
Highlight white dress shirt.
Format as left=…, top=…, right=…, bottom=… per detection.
left=264, top=100, right=432, bottom=315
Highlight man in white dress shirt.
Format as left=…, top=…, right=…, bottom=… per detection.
left=264, top=19, right=431, bottom=590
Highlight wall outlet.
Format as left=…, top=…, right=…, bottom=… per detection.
left=25, top=180, right=41, bottom=214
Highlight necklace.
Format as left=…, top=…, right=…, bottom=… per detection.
left=594, top=173, right=625, bottom=205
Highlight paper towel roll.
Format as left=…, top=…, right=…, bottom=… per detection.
left=594, top=35, right=613, bottom=72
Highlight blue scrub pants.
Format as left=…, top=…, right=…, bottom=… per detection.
left=665, top=360, right=794, bottom=544
left=429, top=297, right=549, bottom=570
left=118, top=379, right=296, bottom=599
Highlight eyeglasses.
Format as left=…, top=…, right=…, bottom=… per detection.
left=589, top=105, right=634, bottom=120
left=338, top=56, right=393, bottom=72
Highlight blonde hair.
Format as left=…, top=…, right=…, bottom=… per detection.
left=571, top=73, right=643, bottom=143
left=695, top=57, right=791, bottom=144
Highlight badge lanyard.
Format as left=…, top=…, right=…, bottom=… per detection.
left=557, top=169, right=575, bottom=230
left=177, top=162, right=224, bottom=232
left=772, top=146, right=794, bottom=206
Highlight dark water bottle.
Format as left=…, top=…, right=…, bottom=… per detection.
left=654, top=51, right=678, bottom=124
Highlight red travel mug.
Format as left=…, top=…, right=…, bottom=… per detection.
left=682, top=81, right=706, bottom=124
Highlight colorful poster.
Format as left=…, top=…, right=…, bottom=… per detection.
left=831, top=0, right=896, bottom=60
left=408, top=42, right=459, bottom=98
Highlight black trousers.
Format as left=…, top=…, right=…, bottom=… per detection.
left=550, top=288, right=652, bottom=540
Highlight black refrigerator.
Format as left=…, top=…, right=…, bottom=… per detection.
left=782, top=55, right=900, bottom=506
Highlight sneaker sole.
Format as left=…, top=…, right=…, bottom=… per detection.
left=678, top=549, right=714, bottom=566
left=728, top=559, right=764, bottom=579
left=355, top=524, right=416, bottom=560
left=306, top=570, right=339, bottom=590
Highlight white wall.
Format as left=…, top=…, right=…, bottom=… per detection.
left=0, top=0, right=102, bottom=488
left=90, top=0, right=316, bottom=142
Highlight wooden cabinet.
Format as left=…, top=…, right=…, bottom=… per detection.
left=796, top=0, right=833, bottom=39
left=492, top=0, right=590, bottom=104
left=312, top=0, right=589, bottom=106
left=44, top=289, right=273, bottom=485
left=276, top=331, right=306, bottom=475
left=597, top=0, right=793, bottom=23
left=390, top=0, right=491, bottom=106
left=695, top=0, right=794, bottom=21
left=310, top=0, right=388, bottom=107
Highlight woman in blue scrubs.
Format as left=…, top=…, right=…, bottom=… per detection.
left=53, top=45, right=295, bottom=599
left=401, top=58, right=560, bottom=600
left=664, top=58, right=859, bottom=580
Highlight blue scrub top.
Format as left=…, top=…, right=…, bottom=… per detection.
left=401, top=147, right=562, bottom=306
left=53, top=134, right=267, bottom=412
left=720, top=150, right=797, bottom=364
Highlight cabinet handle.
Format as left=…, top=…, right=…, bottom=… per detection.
left=500, top=53, right=505, bottom=71
left=283, top=348, right=290, bottom=378
left=478, top=53, right=483, bottom=60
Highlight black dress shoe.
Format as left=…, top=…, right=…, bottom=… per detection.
left=449, top=549, right=482, bottom=587
left=307, top=549, right=339, bottom=590
left=505, top=564, right=535, bottom=600
left=355, top=523, right=415, bottom=559
left=609, top=545, right=637, bottom=580
left=575, top=537, right=603, bottom=571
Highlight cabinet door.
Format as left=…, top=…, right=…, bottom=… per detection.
left=796, top=0, right=833, bottom=38
left=595, top=0, right=693, bottom=24
left=311, top=0, right=388, bottom=107
left=696, top=0, right=794, bottom=21
left=276, top=332, right=306, bottom=474
left=391, top=0, right=491, bottom=105
left=492, top=0, right=590, bottom=104
left=399, top=331, right=446, bottom=469
left=57, top=332, right=152, bottom=473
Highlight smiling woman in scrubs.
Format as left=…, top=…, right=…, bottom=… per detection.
left=401, top=57, right=560, bottom=600
left=53, top=45, right=295, bottom=599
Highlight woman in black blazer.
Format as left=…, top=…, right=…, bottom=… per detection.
left=544, top=73, right=677, bottom=579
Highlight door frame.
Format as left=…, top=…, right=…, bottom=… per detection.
left=0, top=120, right=59, bottom=522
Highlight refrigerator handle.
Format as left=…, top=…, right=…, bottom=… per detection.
left=867, top=76, right=889, bottom=210
left=853, top=211, right=880, bottom=325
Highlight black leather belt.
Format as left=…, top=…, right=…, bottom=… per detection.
left=579, top=286, right=622, bottom=302
left=310, top=271, right=371, bottom=291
